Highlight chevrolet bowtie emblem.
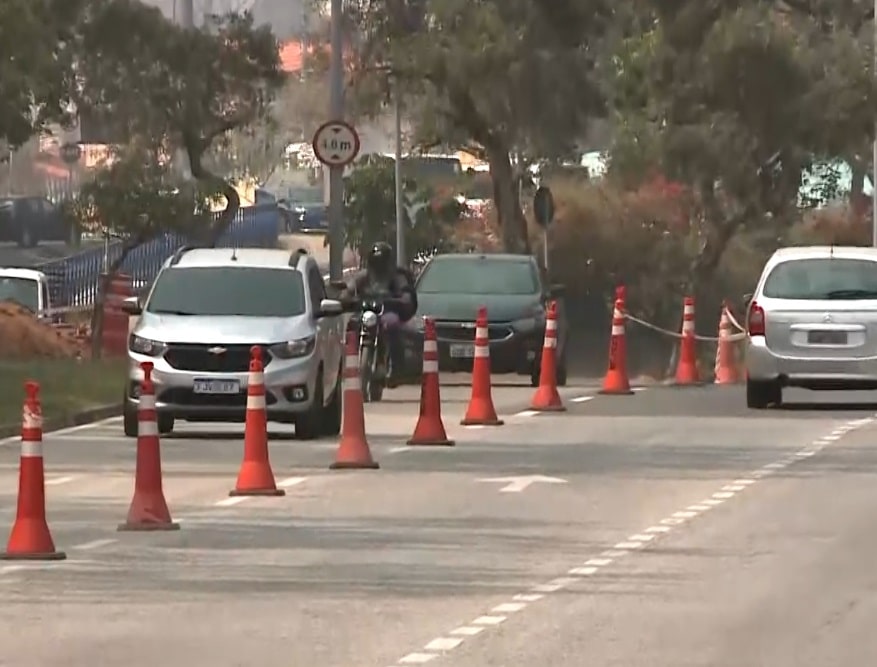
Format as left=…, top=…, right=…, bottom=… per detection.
left=208, top=346, right=227, bottom=355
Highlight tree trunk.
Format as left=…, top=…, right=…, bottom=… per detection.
left=485, top=139, right=530, bottom=254
left=184, top=137, right=241, bottom=246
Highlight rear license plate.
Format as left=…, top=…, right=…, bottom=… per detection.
left=193, top=378, right=240, bottom=394
left=449, top=343, right=476, bottom=358
left=807, top=330, right=848, bottom=345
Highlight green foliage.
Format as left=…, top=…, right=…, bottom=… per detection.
left=342, top=155, right=466, bottom=261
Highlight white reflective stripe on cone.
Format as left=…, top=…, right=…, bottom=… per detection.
left=20, top=440, right=42, bottom=457
left=423, top=359, right=439, bottom=373
left=343, top=377, right=360, bottom=392
left=543, top=338, right=557, bottom=348
left=138, top=420, right=159, bottom=437
left=476, top=326, right=488, bottom=338
left=424, top=340, right=438, bottom=353
left=613, top=308, right=622, bottom=319
left=248, top=371, right=264, bottom=386
left=22, top=409, right=41, bottom=430
left=246, top=395, right=266, bottom=410
left=345, top=354, right=358, bottom=369
left=611, top=325, right=624, bottom=335
left=139, top=393, right=156, bottom=410
left=682, top=320, right=695, bottom=333
left=475, top=345, right=490, bottom=358
left=546, top=319, right=557, bottom=331
left=684, top=304, right=694, bottom=315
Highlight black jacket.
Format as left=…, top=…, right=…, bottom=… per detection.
left=341, top=267, right=418, bottom=322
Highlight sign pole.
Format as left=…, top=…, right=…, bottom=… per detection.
left=327, top=0, right=345, bottom=282
left=542, top=228, right=549, bottom=275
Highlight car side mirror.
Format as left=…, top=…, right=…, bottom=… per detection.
left=317, top=298, right=343, bottom=318
left=121, top=296, right=142, bottom=316
left=743, top=293, right=753, bottom=304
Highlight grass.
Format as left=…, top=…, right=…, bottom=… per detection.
left=0, top=358, right=128, bottom=431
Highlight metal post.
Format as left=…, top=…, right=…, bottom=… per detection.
left=873, top=0, right=876, bottom=247
left=394, top=92, right=405, bottom=266
left=179, top=0, right=194, bottom=28
left=542, top=229, right=549, bottom=275
left=327, top=0, right=345, bottom=281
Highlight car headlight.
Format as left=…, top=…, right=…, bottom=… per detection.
left=129, top=334, right=167, bottom=357
left=362, top=311, right=379, bottom=328
left=270, top=335, right=316, bottom=359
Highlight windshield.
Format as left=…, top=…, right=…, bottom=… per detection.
left=0, top=277, right=38, bottom=311
left=417, top=258, right=539, bottom=295
left=762, top=258, right=877, bottom=300
left=146, top=266, right=306, bottom=317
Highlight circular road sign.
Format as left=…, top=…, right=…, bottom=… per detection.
left=60, top=142, right=82, bottom=165
left=312, top=120, right=360, bottom=167
left=533, top=185, right=555, bottom=228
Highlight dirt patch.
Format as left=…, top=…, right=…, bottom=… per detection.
left=0, top=301, right=88, bottom=360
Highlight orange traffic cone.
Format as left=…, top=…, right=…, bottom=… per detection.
left=330, top=331, right=380, bottom=469
left=229, top=346, right=285, bottom=496
left=599, top=298, right=634, bottom=395
left=119, top=361, right=180, bottom=531
left=674, top=296, right=701, bottom=385
left=530, top=300, right=565, bottom=411
left=714, top=301, right=740, bottom=384
left=461, top=306, right=504, bottom=426
left=0, top=381, right=65, bottom=560
left=408, top=318, right=455, bottom=446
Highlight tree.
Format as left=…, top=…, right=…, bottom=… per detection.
left=69, top=0, right=285, bottom=243
left=605, top=1, right=877, bottom=300
left=67, top=140, right=213, bottom=357
left=345, top=0, right=613, bottom=253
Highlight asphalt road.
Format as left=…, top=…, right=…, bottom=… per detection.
left=1, top=378, right=877, bottom=666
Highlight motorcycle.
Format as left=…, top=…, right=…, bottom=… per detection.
left=357, top=297, right=389, bottom=403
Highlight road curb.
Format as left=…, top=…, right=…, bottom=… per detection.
left=0, top=403, right=121, bottom=440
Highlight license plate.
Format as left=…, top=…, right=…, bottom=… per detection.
left=807, top=330, right=848, bottom=345
left=193, top=378, right=240, bottom=394
left=449, top=343, right=476, bottom=358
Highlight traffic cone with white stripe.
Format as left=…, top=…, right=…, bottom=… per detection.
left=1, top=381, right=66, bottom=559
left=529, top=300, right=565, bottom=411
left=461, top=306, right=504, bottom=426
left=674, top=296, right=701, bottom=385
left=229, top=346, right=286, bottom=495
left=599, top=298, right=634, bottom=395
left=119, top=361, right=180, bottom=530
left=714, top=302, right=740, bottom=384
left=330, top=331, right=380, bottom=469
left=407, top=318, right=455, bottom=446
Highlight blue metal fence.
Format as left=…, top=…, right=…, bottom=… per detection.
left=38, top=203, right=280, bottom=308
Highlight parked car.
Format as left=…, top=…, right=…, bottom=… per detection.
left=745, top=245, right=877, bottom=408
left=122, top=246, right=346, bottom=438
left=399, top=253, right=568, bottom=386
left=0, top=195, right=78, bottom=247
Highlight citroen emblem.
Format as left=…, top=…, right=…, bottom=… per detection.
left=208, top=346, right=227, bottom=355
left=822, top=313, right=832, bottom=323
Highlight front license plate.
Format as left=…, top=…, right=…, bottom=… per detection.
left=449, top=343, right=476, bottom=358
left=193, top=378, right=240, bottom=394
left=807, top=330, right=848, bottom=345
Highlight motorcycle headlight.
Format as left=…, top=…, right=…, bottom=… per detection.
left=362, top=311, right=379, bottom=328
left=129, top=334, right=167, bottom=357
left=270, top=335, right=316, bottom=359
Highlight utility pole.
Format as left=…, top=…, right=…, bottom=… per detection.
left=394, top=92, right=405, bottom=266
left=327, top=0, right=345, bottom=280
left=180, top=0, right=194, bottom=28
left=873, top=0, right=877, bottom=246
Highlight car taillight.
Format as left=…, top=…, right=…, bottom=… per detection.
left=748, top=301, right=765, bottom=336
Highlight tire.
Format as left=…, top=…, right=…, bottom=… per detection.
left=360, top=347, right=384, bottom=402
left=746, top=379, right=781, bottom=409
left=321, top=365, right=343, bottom=437
left=295, top=368, right=324, bottom=440
left=158, top=414, right=174, bottom=435
left=123, top=400, right=138, bottom=437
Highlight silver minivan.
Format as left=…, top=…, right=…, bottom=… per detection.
left=745, top=245, right=877, bottom=408
left=122, top=246, right=345, bottom=438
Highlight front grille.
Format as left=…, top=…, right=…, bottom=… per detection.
left=434, top=322, right=514, bottom=342
left=159, top=387, right=278, bottom=407
left=163, top=344, right=272, bottom=373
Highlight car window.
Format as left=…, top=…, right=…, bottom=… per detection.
left=762, top=258, right=877, bottom=300
left=417, top=258, right=539, bottom=295
left=146, top=266, right=306, bottom=317
left=0, top=277, right=39, bottom=311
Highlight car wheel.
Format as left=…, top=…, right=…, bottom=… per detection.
left=746, top=379, right=781, bottom=409
left=158, top=414, right=174, bottom=435
left=321, top=365, right=342, bottom=437
left=295, top=368, right=324, bottom=440
left=123, top=400, right=138, bottom=437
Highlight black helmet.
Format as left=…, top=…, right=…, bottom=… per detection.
left=366, top=241, right=394, bottom=279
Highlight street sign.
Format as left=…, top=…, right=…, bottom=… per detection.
left=477, top=475, right=567, bottom=493
left=312, top=120, right=360, bottom=167
left=533, top=185, right=555, bottom=227
left=60, top=142, right=82, bottom=165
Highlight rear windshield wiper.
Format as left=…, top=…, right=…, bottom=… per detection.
left=823, top=289, right=877, bottom=299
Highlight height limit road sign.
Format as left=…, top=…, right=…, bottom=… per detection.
left=312, top=120, right=360, bottom=167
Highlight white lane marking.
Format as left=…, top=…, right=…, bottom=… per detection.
left=73, top=538, right=117, bottom=551
left=464, top=425, right=486, bottom=430
left=45, top=476, right=77, bottom=486
left=278, top=476, right=308, bottom=488
left=390, top=446, right=412, bottom=453
left=387, top=416, right=873, bottom=667
left=514, top=410, right=539, bottom=418
left=570, top=396, right=594, bottom=403
left=215, top=497, right=248, bottom=507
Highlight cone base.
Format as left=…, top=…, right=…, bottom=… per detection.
left=117, top=521, right=180, bottom=532
left=329, top=460, right=380, bottom=470
left=0, top=550, right=66, bottom=561
left=529, top=403, right=566, bottom=412
left=461, top=418, right=504, bottom=426
left=229, top=488, right=286, bottom=497
left=598, top=389, right=635, bottom=395
left=406, top=438, right=455, bottom=447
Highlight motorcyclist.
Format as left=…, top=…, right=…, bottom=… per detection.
left=341, top=241, right=417, bottom=386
